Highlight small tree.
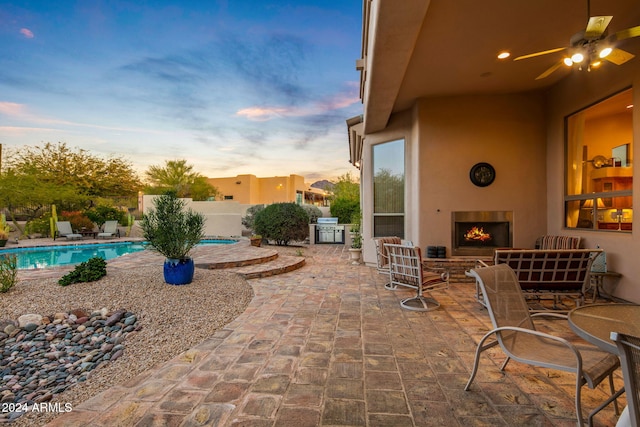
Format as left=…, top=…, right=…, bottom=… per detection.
left=330, top=198, right=359, bottom=224
left=254, top=203, right=309, bottom=246
left=241, top=204, right=265, bottom=232
left=301, top=205, right=322, bottom=224
left=85, top=205, right=126, bottom=228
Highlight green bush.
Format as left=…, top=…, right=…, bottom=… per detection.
left=241, top=204, right=265, bottom=232
left=0, top=254, right=17, bottom=293
left=85, top=205, right=126, bottom=228
left=26, top=214, right=53, bottom=237
left=254, top=203, right=309, bottom=246
left=59, top=257, right=107, bottom=286
left=61, top=211, right=95, bottom=231
left=301, top=205, right=323, bottom=224
left=330, top=198, right=360, bottom=224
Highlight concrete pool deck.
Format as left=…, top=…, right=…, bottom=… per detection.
left=6, top=239, right=626, bottom=426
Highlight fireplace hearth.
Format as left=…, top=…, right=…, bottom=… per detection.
left=451, top=211, right=513, bottom=256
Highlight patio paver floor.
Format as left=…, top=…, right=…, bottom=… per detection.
left=6, top=240, right=626, bottom=426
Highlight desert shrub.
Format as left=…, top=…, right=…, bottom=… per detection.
left=301, top=205, right=322, bottom=224
left=0, top=254, right=17, bottom=293
left=85, top=205, right=126, bottom=228
left=330, top=198, right=360, bottom=224
left=254, top=203, right=309, bottom=246
left=59, top=257, right=107, bottom=286
left=25, top=214, right=53, bottom=237
left=61, top=211, right=95, bottom=231
left=241, top=204, right=265, bottom=232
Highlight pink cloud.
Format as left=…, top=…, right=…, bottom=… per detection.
left=20, top=28, right=34, bottom=39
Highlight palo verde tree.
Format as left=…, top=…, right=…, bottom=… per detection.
left=144, top=159, right=218, bottom=201
left=5, top=142, right=142, bottom=207
left=0, top=142, right=142, bottom=235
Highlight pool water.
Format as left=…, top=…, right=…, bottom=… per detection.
left=1, top=239, right=236, bottom=270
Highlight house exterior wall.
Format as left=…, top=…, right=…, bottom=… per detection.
left=359, top=93, right=548, bottom=266
left=545, top=59, right=640, bottom=303
left=142, top=195, right=249, bottom=237
left=414, top=93, right=547, bottom=252
left=208, top=174, right=312, bottom=205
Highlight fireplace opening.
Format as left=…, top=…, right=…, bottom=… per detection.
left=452, top=211, right=513, bottom=256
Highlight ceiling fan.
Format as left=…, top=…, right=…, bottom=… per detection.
left=514, top=1, right=640, bottom=80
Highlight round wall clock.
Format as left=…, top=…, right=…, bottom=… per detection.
left=469, top=162, right=495, bottom=187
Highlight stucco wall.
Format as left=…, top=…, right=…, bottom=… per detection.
left=415, top=93, right=547, bottom=252
left=142, top=195, right=248, bottom=237
left=359, top=93, right=548, bottom=265
left=545, top=59, right=640, bottom=303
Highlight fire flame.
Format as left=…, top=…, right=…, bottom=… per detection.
left=464, top=226, right=492, bottom=242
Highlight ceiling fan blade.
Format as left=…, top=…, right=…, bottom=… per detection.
left=604, top=48, right=635, bottom=65
left=535, top=61, right=563, bottom=80
left=585, top=16, right=613, bottom=39
left=614, top=25, right=640, bottom=41
left=514, top=47, right=566, bottom=61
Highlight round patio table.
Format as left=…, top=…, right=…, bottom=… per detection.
left=568, top=303, right=640, bottom=354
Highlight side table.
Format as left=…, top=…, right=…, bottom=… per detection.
left=587, top=271, right=622, bottom=303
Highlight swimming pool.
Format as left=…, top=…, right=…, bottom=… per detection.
left=0, top=239, right=237, bottom=270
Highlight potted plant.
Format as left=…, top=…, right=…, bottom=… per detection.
left=348, top=212, right=362, bottom=264
left=140, top=192, right=205, bottom=285
left=250, top=234, right=262, bottom=247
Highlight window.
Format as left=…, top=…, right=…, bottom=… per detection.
left=373, top=139, right=405, bottom=238
left=224, top=195, right=234, bottom=200
left=565, top=88, right=633, bottom=231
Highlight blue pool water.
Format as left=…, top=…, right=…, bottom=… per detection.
left=1, top=239, right=236, bottom=270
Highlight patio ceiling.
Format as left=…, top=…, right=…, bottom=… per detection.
left=361, top=0, right=640, bottom=133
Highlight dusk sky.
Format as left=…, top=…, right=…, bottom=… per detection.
left=0, top=1, right=362, bottom=182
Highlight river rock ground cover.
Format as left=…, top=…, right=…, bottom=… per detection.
left=0, top=264, right=254, bottom=426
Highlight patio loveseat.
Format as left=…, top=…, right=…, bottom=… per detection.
left=474, top=248, right=603, bottom=310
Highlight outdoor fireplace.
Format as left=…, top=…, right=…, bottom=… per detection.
left=451, top=211, right=513, bottom=256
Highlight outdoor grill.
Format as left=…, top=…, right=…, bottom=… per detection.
left=315, top=217, right=345, bottom=244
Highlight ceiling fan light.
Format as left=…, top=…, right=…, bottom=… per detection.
left=599, top=47, right=612, bottom=58
left=571, top=52, right=585, bottom=63
left=563, top=57, right=574, bottom=66
left=591, top=60, right=602, bottom=67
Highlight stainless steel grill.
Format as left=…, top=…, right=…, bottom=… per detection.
left=315, top=217, right=345, bottom=244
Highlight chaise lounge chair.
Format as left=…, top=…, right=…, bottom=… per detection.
left=55, top=221, right=83, bottom=240
left=97, top=220, right=120, bottom=239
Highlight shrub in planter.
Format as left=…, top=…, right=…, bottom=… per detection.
left=140, top=192, right=205, bottom=285
left=254, top=203, right=308, bottom=246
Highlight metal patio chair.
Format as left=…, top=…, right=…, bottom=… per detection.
left=385, top=243, right=449, bottom=311
left=373, top=237, right=402, bottom=290
left=465, top=263, right=620, bottom=427
left=612, top=331, right=640, bottom=427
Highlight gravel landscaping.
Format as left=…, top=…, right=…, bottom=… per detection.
left=0, top=264, right=254, bottom=426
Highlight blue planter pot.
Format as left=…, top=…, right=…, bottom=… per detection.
left=163, top=258, right=195, bottom=285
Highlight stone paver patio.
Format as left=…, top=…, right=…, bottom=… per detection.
left=5, top=239, right=626, bottom=426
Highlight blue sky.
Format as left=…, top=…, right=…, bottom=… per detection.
left=0, top=1, right=362, bottom=182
